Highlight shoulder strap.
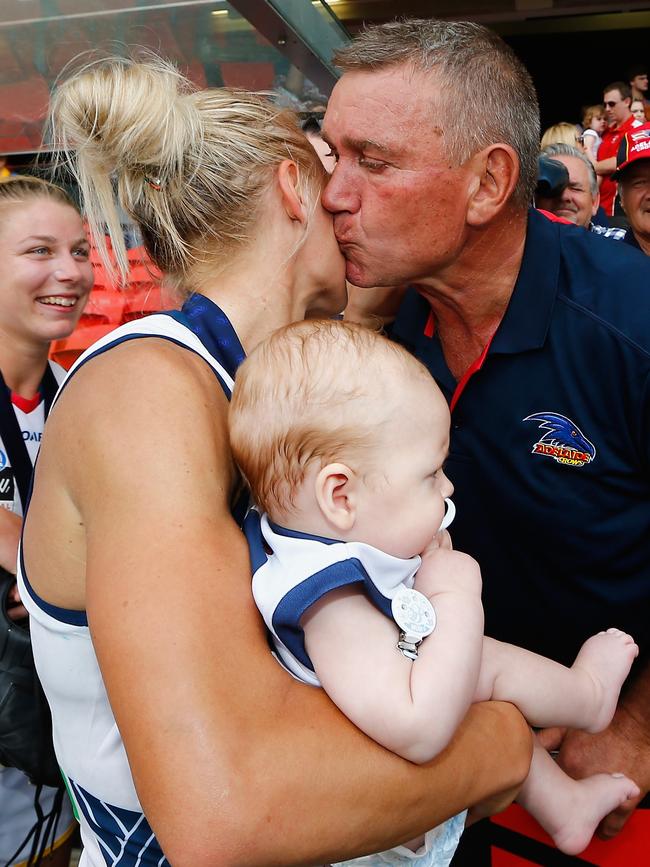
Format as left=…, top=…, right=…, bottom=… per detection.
left=0, top=365, right=59, bottom=509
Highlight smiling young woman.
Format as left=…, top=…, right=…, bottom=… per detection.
left=0, top=175, right=93, bottom=867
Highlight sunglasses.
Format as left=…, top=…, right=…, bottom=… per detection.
left=604, top=100, right=620, bottom=108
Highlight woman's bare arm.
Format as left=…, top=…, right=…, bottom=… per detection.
left=0, top=506, right=21, bottom=573
left=29, top=340, right=532, bottom=867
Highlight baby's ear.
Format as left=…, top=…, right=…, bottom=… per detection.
left=315, top=463, right=356, bottom=532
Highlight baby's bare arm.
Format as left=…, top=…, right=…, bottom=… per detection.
left=304, top=549, right=485, bottom=764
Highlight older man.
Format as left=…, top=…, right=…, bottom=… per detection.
left=614, top=129, right=650, bottom=254
left=537, top=144, right=601, bottom=227
left=323, top=18, right=649, bottom=866
left=537, top=144, right=628, bottom=242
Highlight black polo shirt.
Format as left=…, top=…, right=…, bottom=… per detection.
left=392, top=208, right=650, bottom=667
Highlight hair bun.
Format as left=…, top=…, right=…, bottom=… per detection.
left=50, top=57, right=195, bottom=181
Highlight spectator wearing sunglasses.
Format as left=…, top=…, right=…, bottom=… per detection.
left=594, top=82, right=636, bottom=216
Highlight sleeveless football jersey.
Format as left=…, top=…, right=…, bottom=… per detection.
left=18, top=296, right=244, bottom=867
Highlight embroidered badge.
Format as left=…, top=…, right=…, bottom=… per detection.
left=524, top=412, right=596, bottom=467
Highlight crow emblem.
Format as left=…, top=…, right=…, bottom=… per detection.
left=524, top=412, right=596, bottom=467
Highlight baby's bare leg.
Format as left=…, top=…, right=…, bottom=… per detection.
left=475, top=631, right=638, bottom=732
left=517, top=740, right=639, bottom=855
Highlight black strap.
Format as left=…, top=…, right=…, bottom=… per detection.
left=0, top=365, right=59, bottom=509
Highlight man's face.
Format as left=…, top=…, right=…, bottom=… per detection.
left=619, top=161, right=650, bottom=244
left=604, top=89, right=631, bottom=127
left=631, top=73, right=648, bottom=94
left=321, top=66, right=475, bottom=288
left=536, top=155, right=598, bottom=227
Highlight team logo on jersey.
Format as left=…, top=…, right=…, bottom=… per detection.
left=524, top=412, right=596, bottom=467
left=0, top=449, right=6, bottom=471
left=22, top=430, right=42, bottom=443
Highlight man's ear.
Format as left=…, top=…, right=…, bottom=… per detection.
left=315, top=462, right=356, bottom=532
left=466, top=144, right=520, bottom=227
left=277, top=158, right=307, bottom=223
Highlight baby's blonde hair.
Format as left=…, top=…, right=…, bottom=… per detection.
left=48, top=57, right=325, bottom=287
left=582, top=104, right=605, bottom=128
left=229, top=319, right=432, bottom=517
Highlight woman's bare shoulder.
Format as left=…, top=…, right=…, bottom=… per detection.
left=43, top=335, right=234, bottom=509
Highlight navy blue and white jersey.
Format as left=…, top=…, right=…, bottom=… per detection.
left=18, top=295, right=245, bottom=867
left=0, top=361, right=65, bottom=517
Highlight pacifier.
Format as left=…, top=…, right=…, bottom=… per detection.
left=439, top=497, right=456, bottom=531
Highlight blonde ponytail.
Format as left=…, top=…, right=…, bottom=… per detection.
left=48, top=57, right=324, bottom=286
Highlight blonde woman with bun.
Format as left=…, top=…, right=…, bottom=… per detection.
left=19, top=59, right=529, bottom=867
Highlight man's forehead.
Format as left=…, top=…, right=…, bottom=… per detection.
left=560, top=156, right=589, bottom=185
left=323, top=67, right=439, bottom=148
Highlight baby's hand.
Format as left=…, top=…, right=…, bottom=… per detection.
left=421, top=528, right=453, bottom=558
left=415, top=547, right=482, bottom=599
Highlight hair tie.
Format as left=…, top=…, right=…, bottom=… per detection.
left=143, top=174, right=162, bottom=191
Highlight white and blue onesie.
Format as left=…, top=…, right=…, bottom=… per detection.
left=246, top=510, right=467, bottom=867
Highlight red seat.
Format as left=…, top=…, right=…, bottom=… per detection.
left=133, top=18, right=185, bottom=63
left=0, top=77, right=49, bottom=125
left=0, top=121, right=34, bottom=153
left=45, top=25, right=92, bottom=78
left=220, top=62, right=275, bottom=91
left=121, top=285, right=168, bottom=322
left=80, top=289, right=125, bottom=327
left=185, top=60, right=207, bottom=89
left=49, top=323, right=117, bottom=370
left=0, top=32, right=28, bottom=83
left=491, top=804, right=650, bottom=866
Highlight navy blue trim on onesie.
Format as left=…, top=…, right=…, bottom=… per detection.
left=245, top=511, right=395, bottom=672
left=267, top=520, right=340, bottom=546
left=272, top=558, right=393, bottom=670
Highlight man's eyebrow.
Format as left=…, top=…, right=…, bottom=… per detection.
left=353, top=137, right=391, bottom=153
left=320, top=132, right=392, bottom=154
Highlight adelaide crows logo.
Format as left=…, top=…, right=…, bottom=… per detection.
left=524, top=412, right=596, bottom=467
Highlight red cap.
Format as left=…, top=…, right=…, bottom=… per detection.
left=612, top=128, right=650, bottom=179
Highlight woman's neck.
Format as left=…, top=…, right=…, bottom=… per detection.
left=196, top=248, right=305, bottom=357
left=0, top=334, right=50, bottom=396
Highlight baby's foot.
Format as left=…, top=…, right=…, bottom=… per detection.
left=551, top=773, right=640, bottom=855
left=572, top=628, right=638, bottom=732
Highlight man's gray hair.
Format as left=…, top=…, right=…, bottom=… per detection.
left=541, top=143, right=599, bottom=199
left=334, top=19, right=540, bottom=210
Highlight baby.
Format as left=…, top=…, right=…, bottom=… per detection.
left=229, top=319, right=639, bottom=866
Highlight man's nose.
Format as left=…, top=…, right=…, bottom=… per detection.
left=322, top=163, right=359, bottom=215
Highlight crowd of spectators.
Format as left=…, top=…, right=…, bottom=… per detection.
left=538, top=63, right=650, bottom=255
